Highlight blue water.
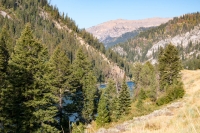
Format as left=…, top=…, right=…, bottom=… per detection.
left=99, top=81, right=135, bottom=91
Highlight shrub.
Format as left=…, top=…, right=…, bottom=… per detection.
left=156, top=81, right=185, bottom=106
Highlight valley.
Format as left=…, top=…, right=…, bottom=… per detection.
left=0, top=1, right=200, bottom=133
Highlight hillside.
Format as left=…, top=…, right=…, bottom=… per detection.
left=94, top=70, right=200, bottom=133
left=86, top=18, right=171, bottom=47
left=0, top=0, right=130, bottom=82
left=102, top=27, right=151, bottom=48
left=112, top=12, right=200, bottom=69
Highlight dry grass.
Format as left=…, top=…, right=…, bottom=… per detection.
left=87, top=70, right=200, bottom=133
left=122, top=70, right=200, bottom=133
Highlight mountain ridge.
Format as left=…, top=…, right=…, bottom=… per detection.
left=86, top=17, right=171, bottom=44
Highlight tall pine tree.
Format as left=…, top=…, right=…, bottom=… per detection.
left=158, top=44, right=182, bottom=91
left=104, top=79, right=118, bottom=121
left=69, top=48, right=95, bottom=123
left=0, top=26, right=10, bottom=132
left=96, top=92, right=110, bottom=127
left=82, top=71, right=97, bottom=123
left=5, top=24, right=58, bottom=132
left=118, top=78, right=131, bottom=116
left=49, top=45, right=71, bottom=132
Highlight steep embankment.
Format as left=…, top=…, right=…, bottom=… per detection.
left=96, top=70, right=200, bottom=133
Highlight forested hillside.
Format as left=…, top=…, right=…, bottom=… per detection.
left=103, top=27, right=152, bottom=48
left=112, top=12, right=200, bottom=69
left=0, top=0, right=131, bottom=82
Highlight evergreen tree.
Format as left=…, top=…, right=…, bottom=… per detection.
left=0, top=26, right=10, bottom=132
left=158, top=44, right=182, bottom=91
left=82, top=71, right=97, bottom=123
left=5, top=24, right=58, bottom=132
left=104, top=79, right=118, bottom=121
left=49, top=45, right=71, bottom=131
left=70, top=48, right=92, bottom=122
left=96, top=93, right=110, bottom=127
left=118, top=78, right=131, bottom=116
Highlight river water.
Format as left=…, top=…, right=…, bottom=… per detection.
left=99, top=81, right=135, bottom=91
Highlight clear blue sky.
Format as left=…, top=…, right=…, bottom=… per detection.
left=50, top=0, right=200, bottom=29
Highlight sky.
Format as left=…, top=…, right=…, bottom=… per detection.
left=50, top=0, right=200, bottom=29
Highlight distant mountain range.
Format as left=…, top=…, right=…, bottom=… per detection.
left=86, top=18, right=171, bottom=47
left=111, top=12, right=200, bottom=69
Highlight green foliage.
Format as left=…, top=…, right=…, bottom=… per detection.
left=49, top=44, right=71, bottom=131
left=82, top=71, right=97, bottom=123
left=0, top=0, right=131, bottom=82
left=156, top=81, right=185, bottom=106
left=136, top=98, right=144, bottom=109
left=3, top=24, right=58, bottom=132
left=96, top=93, right=110, bottom=127
left=158, top=44, right=182, bottom=91
left=138, top=89, right=147, bottom=100
left=132, top=62, right=158, bottom=101
left=104, top=79, right=118, bottom=121
left=118, top=79, right=131, bottom=116
left=0, top=25, right=10, bottom=132
left=72, top=122, right=85, bottom=133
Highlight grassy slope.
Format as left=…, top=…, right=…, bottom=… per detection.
left=123, top=70, right=200, bottom=133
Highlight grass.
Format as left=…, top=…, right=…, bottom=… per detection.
left=86, top=70, right=200, bottom=133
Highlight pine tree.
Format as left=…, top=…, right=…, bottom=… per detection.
left=158, top=44, right=182, bottom=91
left=5, top=24, right=58, bottom=132
left=0, top=26, right=10, bottom=132
left=104, top=79, right=118, bottom=121
left=70, top=48, right=92, bottom=122
left=82, top=71, right=97, bottom=123
left=96, top=93, right=110, bottom=127
left=49, top=45, right=71, bottom=131
left=118, top=78, right=131, bottom=116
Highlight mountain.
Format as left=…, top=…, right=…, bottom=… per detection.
left=86, top=18, right=171, bottom=47
left=101, top=27, right=152, bottom=48
left=112, top=12, right=200, bottom=69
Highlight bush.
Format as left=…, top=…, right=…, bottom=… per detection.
left=156, top=95, right=170, bottom=106
left=156, top=81, right=185, bottom=106
left=72, top=122, right=85, bottom=133
left=166, top=81, right=185, bottom=101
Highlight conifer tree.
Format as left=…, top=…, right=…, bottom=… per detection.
left=0, top=26, right=10, bottom=132
left=118, top=78, right=131, bottom=116
left=96, top=93, right=110, bottom=127
left=5, top=24, right=58, bottom=132
left=104, top=79, right=118, bottom=121
left=158, top=44, right=182, bottom=91
left=82, top=71, right=97, bottom=123
left=49, top=45, right=71, bottom=131
left=70, top=48, right=92, bottom=122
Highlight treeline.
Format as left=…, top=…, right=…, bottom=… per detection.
left=0, top=0, right=131, bottom=82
